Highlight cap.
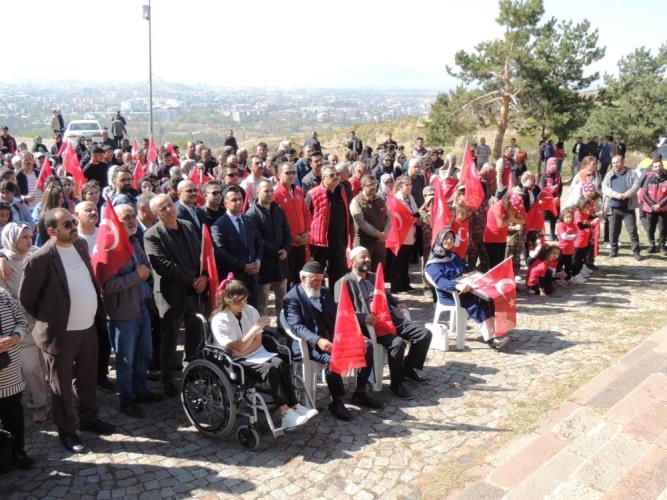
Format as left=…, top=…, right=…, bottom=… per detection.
left=302, top=261, right=325, bottom=274
left=348, top=246, right=368, bottom=260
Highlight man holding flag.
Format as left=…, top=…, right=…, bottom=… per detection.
left=99, top=203, right=163, bottom=418
left=334, top=247, right=432, bottom=400
left=283, top=261, right=379, bottom=421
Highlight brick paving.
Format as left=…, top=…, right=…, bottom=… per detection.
left=1, top=251, right=665, bottom=499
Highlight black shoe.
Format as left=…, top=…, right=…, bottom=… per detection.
left=120, top=400, right=145, bottom=419
left=390, top=383, right=413, bottom=400
left=649, top=245, right=658, bottom=254
left=404, top=369, right=429, bottom=384
left=80, top=418, right=116, bottom=435
left=12, top=450, right=34, bottom=470
left=328, top=399, right=353, bottom=421
left=350, top=390, right=384, bottom=409
left=587, top=263, right=599, bottom=271
left=59, top=432, right=86, bottom=453
left=97, top=378, right=116, bottom=392
left=135, top=390, right=164, bottom=403
left=633, top=252, right=642, bottom=261
left=487, top=336, right=510, bottom=350
left=146, top=371, right=161, bottom=381
left=163, top=381, right=178, bottom=398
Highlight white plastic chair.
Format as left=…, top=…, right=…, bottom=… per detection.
left=279, top=310, right=324, bottom=409
left=424, top=272, right=468, bottom=350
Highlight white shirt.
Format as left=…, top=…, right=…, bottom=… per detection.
left=211, top=305, right=276, bottom=364
left=78, top=228, right=98, bottom=256
left=55, top=245, right=98, bottom=331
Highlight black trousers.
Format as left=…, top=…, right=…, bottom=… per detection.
left=572, top=246, right=589, bottom=276
left=557, top=253, right=573, bottom=278
left=485, top=242, right=507, bottom=269
left=0, top=393, right=24, bottom=453
left=529, top=274, right=555, bottom=295
left=646, top=212, right=666, bottom=246
left=97, top=323, right=111, bottom=383
left=149, top=305, right=161, bottom=371
left=160, top=295, right=205, bottom=383
left=239, top=355, right=297, bottom=408
left=311, top=244, right=348, bottom=290
left=369, top=332, right=406, bottom=386
left=609, top=208, right=640, bottom=253
left=287, top=245, right=307, bottom=288
left=395, top=319, right=432, bottom=373
left=391, top=244, right=412, bottom=291
left=310, top=340, right=374, bottom=400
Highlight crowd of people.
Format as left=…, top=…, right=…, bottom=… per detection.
left=0, top=122, right=665, bottom=473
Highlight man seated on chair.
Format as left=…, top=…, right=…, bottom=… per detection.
left=424, top=229, right=509, bottom=350
left=283, top=261, right=383, bottom=421
left=334, top=247, right=432, bottom=400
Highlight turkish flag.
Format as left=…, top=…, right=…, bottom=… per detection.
left=242, top=186, right=251, bottom=213
left=330, top=281, right=368, bottom=375
left=385, top=192, right=414, bottom=256
left=200, top=224, right=219, bottom=305
left=63, top=142, right=86, bottom=191
left=190, top=166, right=212, bottom=206
left=371, top=263, right=396, bottom=337
left=430, top=177, right=454, bottom=244
left=91, top=195, right=135, bottom=285
left=132, top=160, right=147, bottom=189
left=147, top=135, right=158, bottom=171
left=35, top=156, right=53, bottom=191
left=131, top=138, right=141, bottom=162
left=461, top=143, right=485, bottom=210
left=470, top=257, right=516, bottom=337
left=539, top=190, right=558, bottom=217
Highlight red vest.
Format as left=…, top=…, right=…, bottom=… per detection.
left=642, top=173, right=667, bottom=213
left=308, top=185, right=349, bottom=247
left=274, top=183, right=311, bottom=245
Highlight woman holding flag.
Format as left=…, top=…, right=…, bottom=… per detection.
left=426, top=229, right=511, bottom=350
left=390, top=177, right=419, bottom=293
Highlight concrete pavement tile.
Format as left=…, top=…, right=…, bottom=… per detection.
left=623, top=401, right=667, bottom=443
left=449, top=481, right=507, bottom=500
left=504, top=450, right=584, bottom=500
left=567, top=422, right=622, bottom=459
left=601, top=446, right=667, bottom=500
left=546, top=478, right=602, bottom=500
left=552, top=407, right=604, bottom=441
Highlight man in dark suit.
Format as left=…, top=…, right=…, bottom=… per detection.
left=19, top=208, right=115, bottom=453
left=333, top=247, right=432, bottom=400
left=144, top=194, right=209, bottom=397
left=283, top=261, right=381, bottom=421
left=175, top=179, right=207, bottom=230
left=211, top=185, right=262, bottom=307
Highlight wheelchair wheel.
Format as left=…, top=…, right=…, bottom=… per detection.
left=236, top=425, right=260, bottom=450
left=181, top=359, right=236, bottom=438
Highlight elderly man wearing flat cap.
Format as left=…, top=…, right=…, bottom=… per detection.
left=283, top=261, right=382, bottom=421
left=334, top=247, right=432, bottom=400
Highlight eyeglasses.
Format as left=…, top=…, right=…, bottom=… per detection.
left=284, top=171, right=297, bottom=175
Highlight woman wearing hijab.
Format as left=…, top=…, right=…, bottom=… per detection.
left=378, top=173, right=394, bottom=199
left=0, top=222, right=49, bottom=423
left=425, top=229, right=509, bottom=350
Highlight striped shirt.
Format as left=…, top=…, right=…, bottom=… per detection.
left=0, top=287, right=27, bottom=398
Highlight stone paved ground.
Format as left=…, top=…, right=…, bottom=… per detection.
left=1, top=250, right=665, bottom=499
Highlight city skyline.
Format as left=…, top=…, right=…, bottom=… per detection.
left=5, top=0, right=664, bottom=90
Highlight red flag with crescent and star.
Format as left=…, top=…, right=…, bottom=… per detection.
left=132, top=159, right=147, bottom=189
left=63, top=142, right=86, bottom=191
left=330, top=281, right=368, bottom=375
left=371, top=263, right=396, bottom=337
left=431, top=176, right=454, bottom=244
left=200, top=224, right=219, bottom=305
left=35, top=156, right=53, bottom=191
left=91, top=195, right=135, bottom=285
left=385, top=192, right=414, bottom=256
left=470, top=257, right=516, bottom=337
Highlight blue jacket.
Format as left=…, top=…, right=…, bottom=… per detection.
left=425, top=254, right=468, bottom=305
left=283, top=284, right=336, bottom=354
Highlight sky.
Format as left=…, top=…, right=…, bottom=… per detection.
left=5, top=0, right=664, bottom=90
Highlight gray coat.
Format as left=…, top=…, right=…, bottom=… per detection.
left=601, top=167, right=640, bottom=214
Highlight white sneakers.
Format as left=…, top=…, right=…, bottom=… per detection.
left=293, top=403, right=319, bottom=420
left=281, top=408, right=309, bottom=429
left=570, top=274, right=586, bottom=285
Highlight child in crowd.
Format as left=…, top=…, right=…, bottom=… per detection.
left=525, top=230, right=547, bottom=266
left=449, top=204, right=470, bottom=260
left=525, top=245, right=561, bottom=296
left=0, top=203, right=12, bottom=249
left=571, top=193, right=600, bottom=284
left=556, top=208, right=577, bottom=280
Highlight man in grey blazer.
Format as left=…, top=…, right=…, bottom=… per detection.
left=144, top=194, right=209, bottom=398
left=20, top=208, right=115, bottom=453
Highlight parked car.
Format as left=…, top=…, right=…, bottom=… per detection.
left=63, top=119, right=103, bottom=143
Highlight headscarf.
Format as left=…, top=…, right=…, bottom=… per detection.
left=479, top=163, right=497, bottom=195
left=546, top=157, right=559, bottom=175
left=0, top=222, right=36, bottom=297
left=379, top=173, right=393, bottom=195
left=581, top=181, right=596, bottom=194
left=427, top=229, right=457, bottom=265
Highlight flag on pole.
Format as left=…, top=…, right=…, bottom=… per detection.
left=460, top=143, right=485, bottom=210
left=35, top=156, right=53, bottom=191
left=470, top=257, right=516, bottom=337
left=132, top=160, right=147, bottom=190
left=147, top=135, right=158, bottom=171
left=385, top=192, right=415, bottom=256
left=63, top=142, right=86, bottom=191
left=431, top=176, right=453, bottom=244
left=131, top=138, right=141, bottom=162
left=200, top=224, right=219, bottom=305
left=371, top=263, right=396, bottom=337
left=91, top=195, right=135, bottom=285
left=330, top=281, right=368, bottom=375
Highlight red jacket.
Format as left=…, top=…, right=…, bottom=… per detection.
left=307, top=184, right=350, bottom=247
left=526, top=259, right=547, bottom=287
left=556, top=221, right=577, bottom=255
left=574, top=209, right=592, bottom=248
left=274, top=183, right=311, bottom=246
left=642, top=172, right=667, bottom=213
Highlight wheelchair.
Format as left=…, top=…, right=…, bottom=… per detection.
left=180, top=314, right=314, bottom=450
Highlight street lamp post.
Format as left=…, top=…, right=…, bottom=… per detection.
left=143, top=1, right=153, bottom=138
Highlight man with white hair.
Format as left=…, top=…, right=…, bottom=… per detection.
left=334, top=247, right=432, bottom=400
left=104, top=204, right=162, bottom=418
left=283, top=260, right=381, bottom=421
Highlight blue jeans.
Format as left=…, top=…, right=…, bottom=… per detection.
left=109, top=304, right=152, bottom=401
